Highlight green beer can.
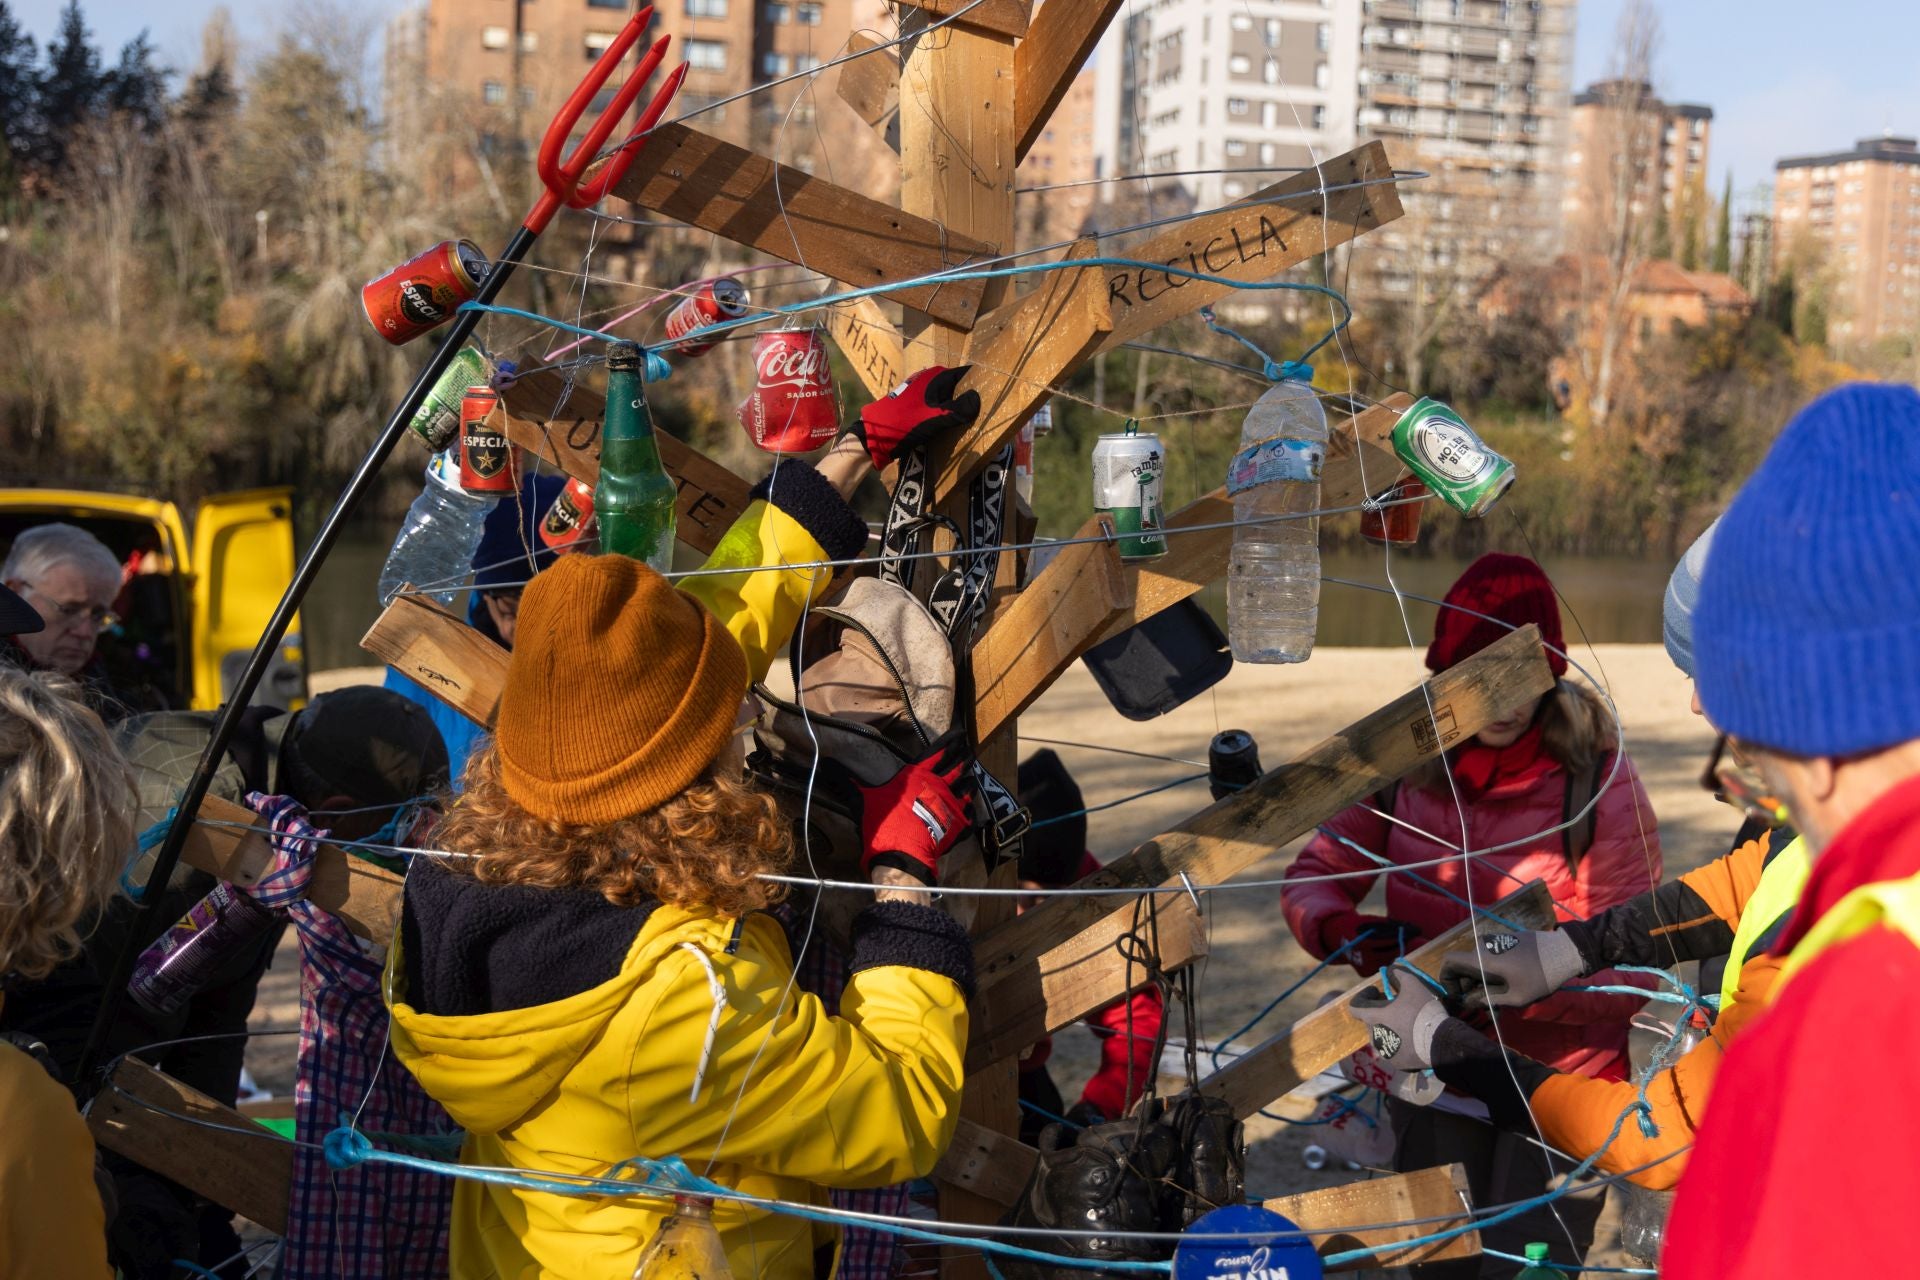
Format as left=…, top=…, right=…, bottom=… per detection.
left=1390, top=398, right=1515, bottom=518
left=407, top=345, right=491, bottom=452
left=1092, top=432, right=1167, bottom=562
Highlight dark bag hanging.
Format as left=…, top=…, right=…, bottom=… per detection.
left=1081, top=595, right=1234, bottom=721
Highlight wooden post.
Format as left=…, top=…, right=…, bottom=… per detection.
left=88, top=1057, right=292, bottom=1234
left=1265, top=1163, right=1480, bottom=1271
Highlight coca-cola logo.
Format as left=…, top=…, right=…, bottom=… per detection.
left=398, top=275, right=449, bottom=326
left=753, top=339, right=830, bottom=393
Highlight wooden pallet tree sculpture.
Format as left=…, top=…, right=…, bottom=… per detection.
left=91, top=4, right=1567, bottom=1272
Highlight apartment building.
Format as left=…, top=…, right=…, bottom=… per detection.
left=1091, top=0, right=1365, bottom=212
left=1774, top=134, right=1920, bottom=349
left=1016, top=68, right=1097, bottom=250
left=1353, top=0, right=1576, bottom=295
left=386, top=0, right=884, bottom=206
left=1563, top=79, right=1711, bottom=255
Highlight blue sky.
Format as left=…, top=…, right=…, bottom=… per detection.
left=10, top=0, right=1920, bottom=198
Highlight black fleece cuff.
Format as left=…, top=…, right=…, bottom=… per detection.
left=1429, top=1018, right=1557, bottom=1131
left=753, top=464, right=868, bottom=562
left=1559, top=917, right=1609, bottom=976
left=849, top=900, right=976, bottom=999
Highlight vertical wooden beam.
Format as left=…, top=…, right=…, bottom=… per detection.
left=1012, top=0, right=1126, bottom=161
left=897, top=18, right=1022, bottom=1273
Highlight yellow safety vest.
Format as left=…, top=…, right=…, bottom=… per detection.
left=1718, top=832, right=1813, bottom=1008
left=1778, top=867, right=1920, bottom=990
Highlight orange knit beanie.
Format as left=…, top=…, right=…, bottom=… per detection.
left=495, top=553, right=748, bottom=825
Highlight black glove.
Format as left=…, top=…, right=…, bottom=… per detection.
left=848, top=365, right=981, bottom=468
left=998, top=1116, right=1176, bottom=1280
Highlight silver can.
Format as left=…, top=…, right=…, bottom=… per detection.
left=1092, top=432, right=1167, bottom=562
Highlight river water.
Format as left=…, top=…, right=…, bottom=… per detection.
left=299, top=531, right=1670, bottom=673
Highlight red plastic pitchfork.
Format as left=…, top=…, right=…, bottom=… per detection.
left=72, top=11, right=688, bottom=1089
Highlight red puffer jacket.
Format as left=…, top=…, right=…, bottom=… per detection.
left=1282, top=751, right=1663, bottom=1079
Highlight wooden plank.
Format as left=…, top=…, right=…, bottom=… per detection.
left=930, top=238, right=1114, bottom=500
left=971, top=513, right=1132, bottom=741
left=1012, top=0, right=1125, bottom=160
left=179, top=794, right=405, bottom=947
left=1202, top=881, right=1557, bottom=1119
left=1094, top=141, right=1403, bottom=355
left=1088, top=393, right=1413, bottom=648
left=965, top=889, right=1205, bottom=1070
left=1266, top=1164, right=1481, bottom=1271
left=934, top=1115, right=1037, bottom=1210
left=822, top=294, right=907, bottom=402
left=892, top=0, right=1031, bottom=39
left=971, top=626, right=1554, bottom=998
left=835, top=31, right=899, bottom=149
left=612, top=122, right=994, bottom=329
left=88, top=1058, right=292, bottom=1234
left=361, top=593, right=510, bottom=728
left=495, top=369, right=754, bottom=557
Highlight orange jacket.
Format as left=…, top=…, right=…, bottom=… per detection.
left=1526, top=831, right=1783, bottom=1189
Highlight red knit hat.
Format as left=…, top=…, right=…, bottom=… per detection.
left=1425, top=552, right=1567, bottom=677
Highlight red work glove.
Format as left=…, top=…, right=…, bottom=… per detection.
left=1319, top=911, right=1422, bottom=978
left=858, top=748, right=972, bottom=885
left=847, top=365, right=981, bottom=469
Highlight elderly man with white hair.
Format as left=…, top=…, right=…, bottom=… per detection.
left=2, top=523, right=126, bottom=703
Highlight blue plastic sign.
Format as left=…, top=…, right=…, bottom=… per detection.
left=1172, top=1205, right=1324, bottom=1280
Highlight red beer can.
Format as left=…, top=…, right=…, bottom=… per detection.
left=738, top=328, right=841, bottom=454
left=1360, top=476, right=1429, bottom=547
left=539, top=477, right=597, bottom=553
left=362, top=239, right=491, bottom=346
left=457, top=387, right=517, bottom=495
left=662, top=278, right=751, bottom=357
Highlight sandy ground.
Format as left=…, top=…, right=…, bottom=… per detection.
left=260, top=648, right=1721, bottom=1274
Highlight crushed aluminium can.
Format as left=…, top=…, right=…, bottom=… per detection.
left=456, top=387, right=516, bottom=494
left=539, top=477, right=597, bottom=553
left=362, top=239, right=491, bottom=345
left=1092, top=432, right=1168, bottom=562
left=406, top=346, right=490, bottom=452
left=662, top=278, right=751, bottom=357
left=738, top=328, right=840, bottom=454
left=1390, top=398, right=1515, bottom=518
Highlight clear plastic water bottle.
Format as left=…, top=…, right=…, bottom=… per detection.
left=1617, top=1001, right=1711, bottom=1262
left=378, top=448, right=501, bottom=607
left=1226, top=378, right=1328, bottom=663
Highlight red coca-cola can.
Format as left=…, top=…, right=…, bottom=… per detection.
left=362, top=239, right=491, bottom=345
left=539, top=477, right=597, bottom=553
left=1360, top=476, right=1429, bottom=546
left=662, top=277, right=750, bottom=357
left=738, top=328, right=841, bottom=453
left=457, top=387, right=517, bottom=494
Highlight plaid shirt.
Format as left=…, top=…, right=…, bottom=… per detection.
left=246, top=795, right=454, bottom=1280
left=774, top=903, right=912, bottom=1280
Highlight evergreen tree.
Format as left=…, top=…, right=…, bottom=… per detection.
left=104, top=30, right=167, bottom=132
left=34, top=0, right=102, bottom=174
left=1680, top=185, right=1702, bottom=271
left=1650, top=202, right=1672, bottom=261
left=1712, top=174, right=1733, bottom=276
left=0, top=1, right=36, bottom=178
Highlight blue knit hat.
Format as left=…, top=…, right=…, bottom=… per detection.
left=1693, top=383, right=1920, bottom=756
left=473, top=472, right=565, bottom=591
left=1662, top=517, right=1719, bottom=680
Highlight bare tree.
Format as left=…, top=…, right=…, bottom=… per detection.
left=1567, top=0, right=1661, bottom=432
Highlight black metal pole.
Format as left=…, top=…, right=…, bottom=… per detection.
left=75, top=227, right=539, bottom=1089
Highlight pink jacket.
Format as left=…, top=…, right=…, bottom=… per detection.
left=1282, top=751, right=1663, bottom=1079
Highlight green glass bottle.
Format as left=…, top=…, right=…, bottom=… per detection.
left=598, top=342, right=678, bottom=572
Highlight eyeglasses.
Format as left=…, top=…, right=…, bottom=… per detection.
left=1699, top=733, right=1789, bottom=826
left=12, top=581, right=119, bottom=633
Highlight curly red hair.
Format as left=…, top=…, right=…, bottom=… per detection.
left=431, top=739, right=792, bottom=917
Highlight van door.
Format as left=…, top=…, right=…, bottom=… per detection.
left=190, top=488, right=307, bottom=711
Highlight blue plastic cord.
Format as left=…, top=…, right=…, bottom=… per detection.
left=1483, top=1248, right=1658, bottom=1275
left=170, top=1262, right=223, bottom=1280
left=324, top=1126, right=1173, bottom=1274
left=1198, top=305, right=1315, bottom=382
left=460, top=256, right=1352, bottom=381
left=121, top=806, right=178, bottom=902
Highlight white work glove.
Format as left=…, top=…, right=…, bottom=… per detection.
left=1340, top=1043, right=1445, bottom=1107
left=1440, top=927, right=1586, bottom=1009
left=1350, top=967, right=1452, bottom=1072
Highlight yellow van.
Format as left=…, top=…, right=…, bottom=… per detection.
left=0, top=487, right=306, bottom=711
